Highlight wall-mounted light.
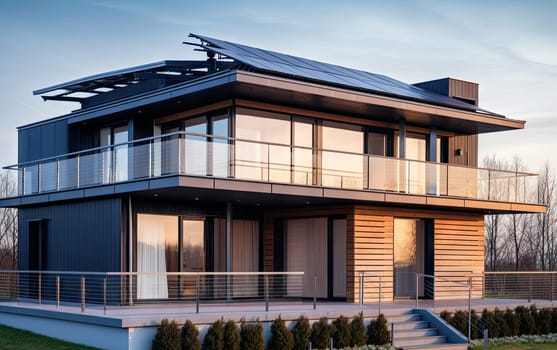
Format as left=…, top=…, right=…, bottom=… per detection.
left=455, top=149, right=463, bottom=156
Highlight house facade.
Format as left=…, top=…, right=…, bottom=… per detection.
left=0, top=34, right=545, bottom=304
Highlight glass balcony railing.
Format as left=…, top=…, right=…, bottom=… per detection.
left=4, top=132, right=541, bottom=205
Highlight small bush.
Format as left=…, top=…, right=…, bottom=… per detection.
left=470, top=310, right=480, bottom=340
left=310, top=317, right=330, bottom=349
left=152, top=319, right=180, bottom=350
left=450, top=310, right=468, bottom=335
left=268, top=316, right=293, bottom=350
left=203, top=319, right=224, bottom=350
left=223, top=320, right=240, bottom=350
left=439, top=310, right=451, bottom=322
left=239, top=318, right=264, bottom=350
left=538, top=308, right=552, bottom=335
left=493, top=308, right=508, bottom=337
left=181, top=320, right=200, bottom=350
left=552, top=308, right=557, bottom=333
left=331, top=315, right=351, bottom=348
left=367, top=314, right=390, bottom=345
left=515, top=305, right=535, bottom=335
left=291, top=316, right=311, bottom=350
left=504, top=308, right=520, bottom=336
left=350, top=313, right=367, bottom=346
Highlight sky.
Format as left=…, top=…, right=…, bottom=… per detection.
left=0, top=0, right=555, bottom=173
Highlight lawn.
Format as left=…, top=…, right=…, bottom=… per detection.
left=471, top=344, right=557, bottom=350
left=0, top=324, right=98, bottom=349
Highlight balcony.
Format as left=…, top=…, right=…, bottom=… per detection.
left=4, top=132, right=541, bottom=206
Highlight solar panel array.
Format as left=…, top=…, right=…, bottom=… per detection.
left=191, top=33, right=489, bottom=114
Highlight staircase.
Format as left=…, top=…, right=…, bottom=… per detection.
left=388, top=311, right=467, bottom=350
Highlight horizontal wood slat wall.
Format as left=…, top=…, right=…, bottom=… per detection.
left=434, top=216, right=484, bottom=300
left=350, top=207, right=393, bottom=303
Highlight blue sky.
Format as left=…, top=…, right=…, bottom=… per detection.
left=0, top=0, right=555, bottom=171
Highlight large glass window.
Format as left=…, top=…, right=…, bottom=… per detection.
left=292, top=119, right=314, bottom=185
left=321, top=121, right=363, bottom=188
left=395, top=132, right=427, bottom=194
left=100, top=125, right=128, bottom=184
left=235, top=109, right=291, bottom=182
left=185, top=117, right=208, bottom=176
left=210, top=114, right=229, bottom=177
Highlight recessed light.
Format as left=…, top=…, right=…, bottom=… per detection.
left=194, top=197, right=199, bottom=201
left=153, top=193, right=159, bottom=197
left=305, top=201, right=310, bottom=204
left=256, top=203, right=260, bottom=206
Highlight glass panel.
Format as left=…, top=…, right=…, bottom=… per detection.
left=23, top=165, right=39, bottom=195
left=58, top=157, right=77, bottom=190
left=100, top=127, right=112, bottom=183
left=293, top=120, right=313, bottom=185
left=394, top=218, right=417, bottom=298
left=235, top=110, right=291, bottom=182
left=322, top=121, right=363, bottom=189
left=182, top=219, right=205, bottom=297
left=211, top=115, right=229, bottom=178
left=113, top=126, right=129, bottom=182
left=185, top=116, right=207, bottom=175
left=136, top=214, right=179, bottom=299
left=368, top=132, right=387, bottom=156
left=161, top=127, right=179, bottom=175
left=40, top=161, right=57, bottom=192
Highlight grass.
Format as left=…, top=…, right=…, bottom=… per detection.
left=0, top=324, right=98, bottom=349
left=470, top=344, right=557, bottom=350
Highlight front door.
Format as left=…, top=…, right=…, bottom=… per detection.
left=394, top=218, right=425, bottom=298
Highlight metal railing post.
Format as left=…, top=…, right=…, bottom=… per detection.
left=313, top=276, right=317, bottom=310
left=103, top=277, right=107, bottom=315
left=359, top=271, right=363, bottom=312
left=390, top=323, right=394, bottom=346
left=265, top=274, right=269, bottom=312
left=415, top=273, right=419, bottom=308
left=528, top=274, right=532, bottom=303
left=56, top=275, right=60, bottom=310
left=483, top=328, right=489, bottom=349
left=81, top=276, right=85, bottom=313
left=379, top=275, right=382, bottom=316
left=468, top=276, right=472, bottom=343
left=196, top=273, right=200, bottom=314
left=38, top=273, right=42, bottom=305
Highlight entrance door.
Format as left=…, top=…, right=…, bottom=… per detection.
left=394, top=218, right=425, bottom=298
left=181, top=219, right=205, bottom=296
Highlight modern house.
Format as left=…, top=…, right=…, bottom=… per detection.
left=0, top=34, right=546, bottom=305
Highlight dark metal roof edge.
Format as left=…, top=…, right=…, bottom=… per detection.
left=19, top=70, right=238, bottom=130
left=33, top=60, right=173, bottom=95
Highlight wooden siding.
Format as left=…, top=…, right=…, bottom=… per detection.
left=449, top=134, right=478, bottom=167
left=349, top=207, right=393, bottom=303
left=448, top=78, right=479, bottom=105
left=434, top=216, right=484, bottom=300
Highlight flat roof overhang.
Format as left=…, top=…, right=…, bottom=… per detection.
left=0, top=175, right=546, bottom=215
left=21, top=70, right=524, bottom=134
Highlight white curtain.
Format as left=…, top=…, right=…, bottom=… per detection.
left=286, top=218, right=328, bottom=298
left=137, top=214, right=172, bottom=299
left=233, top=220, right=259, bottom=297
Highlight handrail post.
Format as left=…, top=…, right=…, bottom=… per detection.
left=56, top=275, right=60, bottom=310
left=81, top=275, right=85, bottom=313
left=379, top=275, right=382, bottom=316
left=415, top=272, right=420, bottom=309
left=468, top=276, right=472, bottom=343
left=196, top=272, right=200, bottom=314
left=38, top=273, right=42, bottom=305
left=313, top=276, right=317, bottom=310
left=359, top=271, right=363, bottom=312
left=265, top=274, right=269, bottom=312
left=103, top=276, right=107, bottom=315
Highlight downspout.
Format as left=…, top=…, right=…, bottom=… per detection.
left=128, top=196, right=133, bottom=305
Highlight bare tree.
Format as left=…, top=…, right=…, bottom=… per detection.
left=535, top=162, right=557, bottom=270
left=507, top=156, right=530, bottom=271
left=0, top=171, right=17, bottom=269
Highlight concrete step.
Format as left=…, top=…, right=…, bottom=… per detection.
left=393, top=327, right=438, bottom=338
left=392, top=320, right=431, bottom=330
left=401, top=343, right=468, bottom=350
left=393, top=335, right=448, bottom=347
left=388, top=313, right=423, bottom=323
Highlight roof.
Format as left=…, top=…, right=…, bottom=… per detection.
left=33, top=33, right=499, bottom=116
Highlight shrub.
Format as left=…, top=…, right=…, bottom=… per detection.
left=504, top=308, right=520, bottom=336
left=350, top=313, right=367, bottom=346
left=367, top=314, right=390, bottom=345
left=331, top=315, right=351, bottom=348
left=493, top=308, right=508, bottom=337
left=515, top=306, right=535, bottom=335
left=449, top=310, right=468, bottom=335
left=481, top=309, right=498, bottom=338
left=239, top=318, right=264, bottom=350
left=152, top=319, right=180, bottom=350
left=291, top=316, right=311, bottom=350
left=268, top=316, right=293, bottom=350
left=439, top=310, right=451, bottom=323
left=470, top=310, right=480, bottom=340
left=203, top=319, right=224, bottom=350
left=538, top=308, right=552, bottom=335
left=181, top=320, right=200, bottom=350
left=310, top=317, right=330, bottom=349
left=552, top=308, right=557, bottom=333
left=223, top=320, right=240, bottom=350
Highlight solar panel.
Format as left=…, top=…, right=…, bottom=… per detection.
left=191, top=33, right=492, bottom=114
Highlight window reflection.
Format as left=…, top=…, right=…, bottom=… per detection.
left=322, top=121, right=363, bottom=189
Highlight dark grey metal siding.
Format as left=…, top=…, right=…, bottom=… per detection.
left=18, top=119, right=68, bottom=163
left=18, top=197, right=123, bottom=272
